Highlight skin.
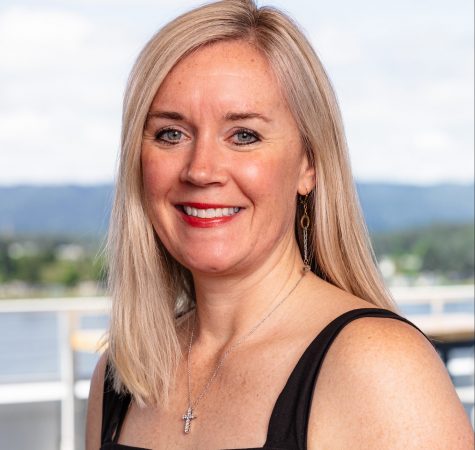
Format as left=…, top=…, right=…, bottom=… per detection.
left=86, top=40, right=474, bottom=449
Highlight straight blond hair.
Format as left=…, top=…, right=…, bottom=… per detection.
left=107, top=0, right=399, bottom=407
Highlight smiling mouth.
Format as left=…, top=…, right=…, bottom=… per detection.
left=177, top=205, right=242, bottom=218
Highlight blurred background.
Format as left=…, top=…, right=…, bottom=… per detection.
left=0, top=0, right=473, bottom=449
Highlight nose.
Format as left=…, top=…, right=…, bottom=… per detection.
left=180, top=133, right=228, bottom=186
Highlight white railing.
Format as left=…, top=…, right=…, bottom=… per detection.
left=392, top=284, right=474, bottom=342
left=392, top=284, right=474, bottom=313
left=0, top=286, right=473, bottom=450
left=0, top=297, right=109, bottom=450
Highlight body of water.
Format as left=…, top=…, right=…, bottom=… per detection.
left=0, top=302, right=473, bottom=450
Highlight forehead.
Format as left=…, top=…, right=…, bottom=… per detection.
left=151, top=40, right=285, bottom=111
left=173, top=40, right=273, bottom=77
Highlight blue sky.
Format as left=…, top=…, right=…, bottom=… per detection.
left=0, top=0, right=473, bottom=185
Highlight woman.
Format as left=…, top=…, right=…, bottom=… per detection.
left=86, top=1, right=474, bottom=448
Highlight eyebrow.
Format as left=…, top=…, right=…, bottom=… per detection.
left=147, top=111, right=184, bottom=121
left=224, top=112, right=272, bottom=123
left=146, top=110, right=272, bottom=123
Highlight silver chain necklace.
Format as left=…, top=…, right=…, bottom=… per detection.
left=182, top=271, right=306, bottom=434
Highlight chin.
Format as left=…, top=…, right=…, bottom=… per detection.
left=173, top=240, right=237, bottom=269
left=185, top=259, right=236, bottom=275
left=180, top=252, right=243, bottom=276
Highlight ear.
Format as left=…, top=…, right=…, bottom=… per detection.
left=297, top=151, right=316, bottom=196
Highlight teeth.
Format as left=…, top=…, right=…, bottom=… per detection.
left=206, top=208, right=216, bottom=218
left=182, top=206, right=241, bottom=218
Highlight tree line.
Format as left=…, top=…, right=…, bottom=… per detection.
left=0, top=222, right=473, bottom=298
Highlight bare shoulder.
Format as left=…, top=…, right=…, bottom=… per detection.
left=86, top=352, right=108, bottom=450
left=307, top=314, right=474, bottom=449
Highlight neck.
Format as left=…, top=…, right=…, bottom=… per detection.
left=189, top=235, right=309, bottom=350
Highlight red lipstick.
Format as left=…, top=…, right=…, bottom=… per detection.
left=176, top=203, right=242, bottom=228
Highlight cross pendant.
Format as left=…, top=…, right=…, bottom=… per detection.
left=182, top=407, right=196, bottom=434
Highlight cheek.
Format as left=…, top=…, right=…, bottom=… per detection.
left=142, top=167, right=162, bottom=202
left=141, top=149, right=176, bottom=201
left=141, top=150, right=180, bottom=243
left=236, top=153, right=300, bottom=204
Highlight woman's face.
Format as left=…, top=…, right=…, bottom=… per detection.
left=142, top=40, right=314, bottom=276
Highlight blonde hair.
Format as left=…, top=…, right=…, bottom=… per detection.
left=107, top=0, right=399, bottom=406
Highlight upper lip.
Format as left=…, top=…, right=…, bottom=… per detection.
left=177, top=202, right=243, bottom=209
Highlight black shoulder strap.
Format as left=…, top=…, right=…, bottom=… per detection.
left=263, top=308, right=434, bottom=449
left=101, top=360, right=133, bottom=444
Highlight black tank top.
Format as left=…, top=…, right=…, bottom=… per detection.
left=101, top=307, right=434, bottom=450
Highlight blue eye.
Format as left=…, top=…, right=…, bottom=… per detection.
left=155, top=128, right=183, bottom=144
left=233, top=129, right=259, bottom=145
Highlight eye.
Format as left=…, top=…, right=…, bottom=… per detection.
left=232, top=129, right=260, bottom=146
left=154, top=128, right=184, bottom=145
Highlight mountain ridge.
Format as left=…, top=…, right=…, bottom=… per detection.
left=0, top=182, right=473, bottom=236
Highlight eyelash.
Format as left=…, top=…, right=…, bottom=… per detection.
left=232, top=128, right=260, bottom=146
left=153, top=127, right=261, bottom=146
left=154, top=128, right=183, bottom=145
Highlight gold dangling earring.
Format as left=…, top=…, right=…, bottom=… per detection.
left=299, top=192, right=311, bottom=273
